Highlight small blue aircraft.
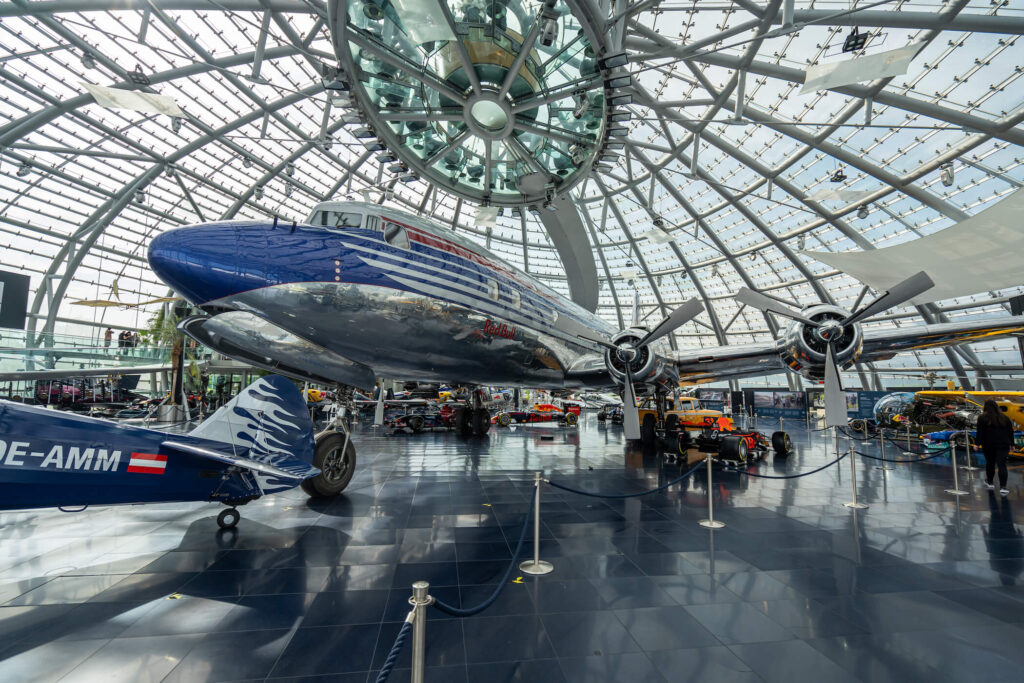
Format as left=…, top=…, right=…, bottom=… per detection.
left=0, top=375, right=325, bottom=528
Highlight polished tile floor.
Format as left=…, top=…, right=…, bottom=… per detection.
left=2, top=414, right=1023, bottom=682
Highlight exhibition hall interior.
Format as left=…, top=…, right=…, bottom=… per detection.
left=3, top=0, right=1024, bottom=681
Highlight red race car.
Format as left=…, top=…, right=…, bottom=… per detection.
left=492, top=403, right=580, bottom=427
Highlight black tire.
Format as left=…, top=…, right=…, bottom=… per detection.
left=720, top=435, right=749, bottom=463
left=664, top=414, right=680, bottom=436
left=676, top=429, right=692, bottom=456
left=849, top=418, right=867, bottom=435
left=564, top=411, right=579, bottom=427
left=498, top=413, right=512, bottom=427
left=641, top=413, right=658, bottom=444
left=472, top=408, right=491, bottom=435
left=217, top=507, right=240, bottom=529
left=407, top=415, right=425, bottom=432
left=455, top=407, right=473, bottom=436
left=597, top=410, right=607, bottom=422
left=301, top=431, right=356, bottom=497
left=771, top=431, right=792, bottom=456
left=952, top=432, right=976, bottom=448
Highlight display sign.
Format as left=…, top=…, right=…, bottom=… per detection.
left=0, top=270, right=30, bottom=330
left=696, top=388, right=729, bottom=413
left=751, top=390, right=806, bottom=419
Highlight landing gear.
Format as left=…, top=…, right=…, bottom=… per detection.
left=641, top=413, right=658, bottom=445
left=455, top=389, right=492, bottom=436
left=302, top=430, right=356, bottom=496
left=217, top=507, right=240, bottom=529
left=472, top=408, right=491, bottom=435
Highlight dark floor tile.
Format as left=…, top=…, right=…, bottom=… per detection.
left=466, top=659, right=566, bottom=682
left=651, top=574, right=742, bottom=606
left=57, top=633, right=202, bottom=683
left=460, top=615, right=555, bottom=663
left=162, top=629, right=291, bottom=682
left=271, top=624, right=380, bottom=677
left=729, top=639, right=861, bottom=683
left=684, top=602, right=796, bottom=645
left=591, top=577, right=676, bottom=609
left=614, top=606, right=720, bottom=651
left=648, top=646, right=761, bottom=683
left=541, top=611, right=640, bottom=657
left=558, top=652, right=666, bottom=683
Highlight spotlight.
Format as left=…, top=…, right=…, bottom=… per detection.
left=164, top=165, right=175, bottom=177
left=242, top=156, right=252, bottom=168
left=134, top=190, right=145, bottom=204
left=572, top=91, right=589, bottom=120
left=598, top=53, right=629, bottom=70
left=538, top=2, right=559, bottom=47
left=254, top=186, right=264, bottom=200
left=857, top=205, right=869, bottom=219
left=605, top=74, right=631, bottom=89
left=80, top=51, right=96, bottom=70
left=939, top=162, right=954, bottom=187
left=283, top=183, right=292, bottom=197
left=171, top=117, right=182, bottom=134
left=605, top=91, right=632, bottom=107
left=569, top=144, right=585, bottom=165
left=376, top=152, right=398, bottom=164
left=829, top=168, right=847, bottom=183
left=285, top=163, right=295, bottom=177
left=16, top=162, right=30, bottom=177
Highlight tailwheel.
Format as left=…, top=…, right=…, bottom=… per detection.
left=302, top=431, right=356, bottom=497
left=217, top=507, right=240, bottom=529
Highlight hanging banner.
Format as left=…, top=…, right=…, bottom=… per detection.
left=0, top=270, right=30, bottom=330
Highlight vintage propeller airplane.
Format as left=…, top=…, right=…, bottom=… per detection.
left=147, top=200, right=1024, bottom=495
left=0, top=375, right=322, bottom=527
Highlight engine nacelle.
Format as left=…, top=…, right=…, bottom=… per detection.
left=776, top=304, right=863, bottom=381
left=604, top=328, right=670, bottom=387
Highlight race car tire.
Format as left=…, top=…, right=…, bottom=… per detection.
left=641, top=413, right=658, bottom=444
left=720, top=435, right=748, bottom=463
left=564, top=411, right=579, bottom=427
left=407, top=415, right=425, bottom=432
left=771, top=431, right=792, bottom=456
left=952, top=432, right=976, bottom=448
left=664, top=414, right=680, bottom=436
left=498, top=413, right=512, bottom=427
left=849, top=418, right=867, bottom=435
left=301, top=431, right=356, bottom=497
left=472, top=408, right=491, bottom=436
left=455, top=407, right=473, bottom=437
left=676, top=429, right=692, bottom=456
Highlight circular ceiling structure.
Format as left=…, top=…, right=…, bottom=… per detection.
left=0, top=0, right=1022, bottom=388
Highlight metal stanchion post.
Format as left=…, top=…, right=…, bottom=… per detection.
left=960, top=429, right=980, bottom=471
left=843, top=433, right=868, bottom=509
left=409, top=581, right=431, bottom=683
left=519, top=472, right=553, bottom=575
left=699, top=455, right=725, bottom=529
left=945, top=435, right=968, bottom=496
left=903, top=426, right=914, bottom=456
left=779, top=416, right=784, bottom=434
left=877, top=428, right=894, bottom=471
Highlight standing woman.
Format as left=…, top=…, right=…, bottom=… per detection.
left=977, top=400, right=1014, bottom=495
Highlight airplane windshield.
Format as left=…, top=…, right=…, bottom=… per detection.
left=317, top=210, right=363, bottom=230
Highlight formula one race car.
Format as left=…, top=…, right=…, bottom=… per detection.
left=387, top=403, right=457, bottom=433
left=492, top=403, right=580, bottom=427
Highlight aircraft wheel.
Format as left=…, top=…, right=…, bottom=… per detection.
left=771, top=431, right=792, bottom=456
left=408, top=415, right=425, bottom=432
left=217, top=507, right=240, bottom=529
left=720, top=435, right=748, bottom=463
left=664, top=414, right=680, bottom=437
left=564, top=411, right=579, bottom=427
left=472, top=408, right=491, bottom=435
left=455, top=407, right=473, bottom=436
left=302, top=431, right=356, bottom=497
left=641, top=413, right=658, bottom=444
left=498, top=412, right=512, bottom=427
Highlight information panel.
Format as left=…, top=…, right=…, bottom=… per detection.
left=0, top=270, right=30, bottom=330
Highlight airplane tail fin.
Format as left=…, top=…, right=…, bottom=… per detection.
left=190, top=375, right=316, bottom=474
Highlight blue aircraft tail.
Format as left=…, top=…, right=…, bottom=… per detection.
left=191, top=375, right=316, bottom=479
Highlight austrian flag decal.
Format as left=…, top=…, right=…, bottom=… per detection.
left=127, top=452, right=167, bottom=474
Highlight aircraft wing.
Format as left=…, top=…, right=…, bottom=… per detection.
left=858, top=317, right=1024, bottom=362
left=666, top=315, right=1024, bottom=385
left=161, top=440, right=319, bottom=483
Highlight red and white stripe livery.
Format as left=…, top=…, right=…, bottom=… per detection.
left=127, top=452, right=167, bottom=474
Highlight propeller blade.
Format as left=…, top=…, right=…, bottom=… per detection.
left=621, top=365, right=641, bottom=440
left=373, top=383, right=385, bottom=426
left=841, top=271, right=935, bottom=327
left=637, top=298, right=705, bottom=347
left=735, top=287, right=819, bottom=326
left=823, top=344, right=847, bottom=428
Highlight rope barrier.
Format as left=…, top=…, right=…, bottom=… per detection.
left=854, top=445, right=953, bottom=464
left=430, top=493, right=534, bottom=617
left=724, top=451, right=847, bottom=479
left=374, top=617, right=413, bottom=683
left=547, top=459, right=704, bottom=499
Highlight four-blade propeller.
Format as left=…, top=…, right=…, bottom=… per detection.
left=737, top=271, right=934, bottom=427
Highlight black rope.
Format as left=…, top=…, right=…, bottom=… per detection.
left=854, top=445, right=953, bottom=464
left=724, top=451, right=847, bottom=479
left=883, top=433, right=928, bottom=453
left=547, top=459, right=704, bottom=499
left=374, top=618, right=413, bottom=683
left=430, top=492, right=534, bottom=617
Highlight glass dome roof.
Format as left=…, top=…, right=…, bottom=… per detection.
left=0, top=0, right=1022, bottom=389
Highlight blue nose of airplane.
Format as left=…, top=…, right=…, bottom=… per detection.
left=148, top=223, right=257, bottom=305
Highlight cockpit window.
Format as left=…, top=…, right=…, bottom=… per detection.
left=383, top=221, right=411, bottom=249
left=318, top=211, right=363, bottom=229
